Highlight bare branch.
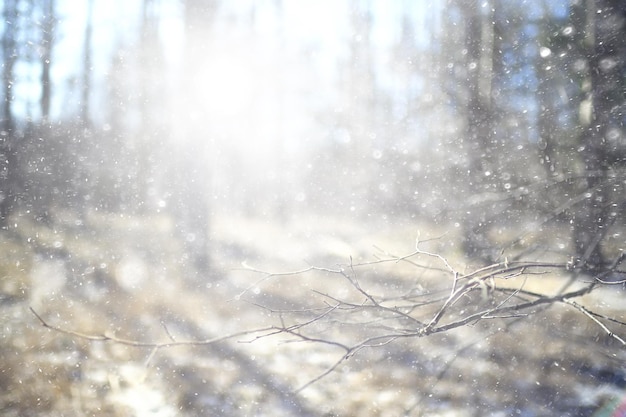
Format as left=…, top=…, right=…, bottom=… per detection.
left=30, top=306, right=277, bottom=349
left=563, top=299, right=626, bottom=346
left=29, top=245, right=624, bottom=396
left=235, top=262, right=343, bottom=299
left=423, top=283, right=596, bottom=335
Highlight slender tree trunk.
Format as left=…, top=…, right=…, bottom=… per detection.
left=169, top=0, right=218, bottom=270
left=0, top=0, right=19, bottom=227
left=460, top=0, right=499, bottom=262
left=40, top=0, right=55, bottom=121
left=2, top=0, right=17, bottom=133
left=81, top=0, right=93, bottom=127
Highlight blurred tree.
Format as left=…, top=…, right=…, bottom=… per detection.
left=515, top=0, right=626, bottom=270
left=0, top=0, right=20, bottom=227
left=39, top=0, right=55, bottom=121
left=533, top=2, right=585, bottom=181
left=84, top=0, right=168, bottom=215
left=0, top=0, right=90, bottom=225
left=371, top=5, right=450, bottom=217
left=462, top=0, right=499, bottom=261
left=438, top=0, right=504, bottom=262
left=570, top=0, right=626, bottom=271
left=344, top=1, right=377, bottom=211
left=80, top=0, right=93, bottom=127
left=166, top=0, right=219, bottom=269
left=1, top=0, right=18, bottom=133
left=435, top=0, right=626, bottom=274
left=130, top=0, right=167, bottom=213
left=311, top=1, right=387, bottom=216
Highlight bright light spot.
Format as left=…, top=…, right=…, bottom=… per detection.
left=539, top=47, right=552, bottom=58
left=114, top=256, right=148, bottom=292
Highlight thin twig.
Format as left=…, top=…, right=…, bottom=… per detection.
left=563, top=299, right=626, bottom=346
left=30, top=307, right=277, bottom=348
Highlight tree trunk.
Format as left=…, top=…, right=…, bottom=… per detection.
left=40, top=0, right=55, bottom=121
left=81, top=0, right=94, bottom=127
left=459, top=0, right=499, bottom=262
left=0, top=0, right=19, bottom=228
left=572, top=0, right=626, bottom=271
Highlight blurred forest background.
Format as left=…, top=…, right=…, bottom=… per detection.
left=1, top=0, right=625, bottom=416
left=0, top=0, right=625, bottom=270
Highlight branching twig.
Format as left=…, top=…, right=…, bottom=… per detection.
left=562, top=299, right=626, bottom=346
left=423, top=283, right=596, bottom=335
left=30, top=307, right=277, bottom=349
left=235, top=262, right=343, bottom=299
